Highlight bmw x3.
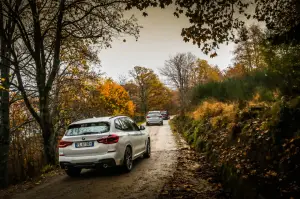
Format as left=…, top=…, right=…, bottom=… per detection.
left=58, top=116, right=151, bottom=177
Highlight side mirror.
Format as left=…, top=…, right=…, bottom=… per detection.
left=139, top=125, right=145, bottom=130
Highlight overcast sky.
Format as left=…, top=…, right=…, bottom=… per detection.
left=99, top=6, right=236, bottom=81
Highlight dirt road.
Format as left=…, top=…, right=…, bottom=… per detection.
left=10, top=121, right=179, bottom=199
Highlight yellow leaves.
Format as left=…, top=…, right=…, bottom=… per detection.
left=265, top=170, right=277, bottom=177
left=235, top=164, right=241, bottom=169
left=81, top=59, right=87, bottom=66
left=161, top=190, right=168, bottom=195
left=282, top=143, right=287, bottom=147
left=0, top=78, right=5, bottom=90
left=35, top=180, right=41, bottom=185
left=242, top=175, right=248, bottom=179
left=196, top=59, right=222, bottom=83
left=225, top=63, right=247, bottom=78
left=192, top=100, right=237, bottom=122
left=266, top=156, right=271, bottom=160
left=250, top=170, right=256, bottom=175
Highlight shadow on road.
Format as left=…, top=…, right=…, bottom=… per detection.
left=62, top=157, right=145, bottom=181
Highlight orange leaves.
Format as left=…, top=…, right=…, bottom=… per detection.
left=210, top=52, right=217, bottom=58
left=97, top=79, right=135, bottom=116
left=56, top=72, right=135, bottom=128
left=224, top=63, right=247, bottom=78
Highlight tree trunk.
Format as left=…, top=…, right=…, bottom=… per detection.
left=41, top=121, right=57, bottom=165
left=179, top=88, right=186, bottom=116
left=0, top=60, right=10, bottom=189
left=0, top=2, right=10, bottom=187
left=40, top=96, right=57, bottom=165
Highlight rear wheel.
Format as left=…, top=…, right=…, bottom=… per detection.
left=160, top=121, right=163, bottom=126
left=123, top=146, right=133, bottom=172
left=146, top=122, right=149, bottom=126
left=65, top=167, right=81, bottom=177
left=144, top=139, right=151, bottom=158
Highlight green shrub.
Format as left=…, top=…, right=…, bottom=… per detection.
left=192, top=70, right=281, bottom=103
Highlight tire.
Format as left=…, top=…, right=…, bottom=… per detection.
left=123, top=146, right=133, bottom=172
left=65, top=167, right=81, bottom=177
left=144, top=139, right=151, bottom=158
left=160, top=122, right=163, bottom=126
left=146, top=122, right=149, bottom=126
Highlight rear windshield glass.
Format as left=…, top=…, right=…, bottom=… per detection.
left=66, top=122, right=110, bottom=136
left=148, top=113, right=161, bottom=117
left=148, top=111, right=160, bottom=114
left=161, top=111, right=167, bottom=114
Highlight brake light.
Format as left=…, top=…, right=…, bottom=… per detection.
left=147, top=116, right=150, bottom=118
left=159, top=116, right=162, bottom=118
left=97, top=134, right=119, bottom=144
left=59, top=140, right=73, bottom=148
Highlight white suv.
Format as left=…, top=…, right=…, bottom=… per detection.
left=58, top=116, right=151, bottom=177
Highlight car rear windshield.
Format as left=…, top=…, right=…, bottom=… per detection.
left=148, top=113, right=161, bottom=117
left=65, top=122, right=110, bottom=136
left=149, top=111, right=160, bottom=113
left=161, top=111, right=167, bottom=114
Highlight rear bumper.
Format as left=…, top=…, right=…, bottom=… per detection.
left=59, top=151, right=123, bottom=168
left=162, top=115, right=169, bottom=120
left=146, top=120, right=163, bottom=124
left=60, top=158, right=116, bottom=169
left=146, top=120, right=163, bottom=125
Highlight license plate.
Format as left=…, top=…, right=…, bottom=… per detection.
left=75, top=141, right=94, bottom=148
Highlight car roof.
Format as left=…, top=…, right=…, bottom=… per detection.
left=69, top=115, right=130, bottom=125
left=70, top=116, right=112, bottom=125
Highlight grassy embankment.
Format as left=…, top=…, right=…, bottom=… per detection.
left=170, top=70, right=300, bottom=198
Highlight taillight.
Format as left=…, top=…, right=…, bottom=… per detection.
left=97, top=134, right=119, bottom=144
left=159, top=116, right=162, bottom=118
left=59, top=140, right=73, bottom=148
left=147, top=116, right=150, bottom=118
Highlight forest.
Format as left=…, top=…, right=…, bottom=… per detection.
left=1, top=1, right=300, bottom=198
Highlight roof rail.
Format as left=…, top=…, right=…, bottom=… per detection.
left=109, top=115, right=128, bottom=119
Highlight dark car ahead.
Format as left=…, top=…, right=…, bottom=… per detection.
left=160, top=110, right=170, bottom=120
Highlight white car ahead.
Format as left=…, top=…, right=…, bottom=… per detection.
left=58, top=116, right=150, bottom=177
left=146, top=113, right=163, bottom=126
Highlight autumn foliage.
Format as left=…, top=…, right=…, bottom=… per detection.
left=171, top=96, right=300, bottom=198
left=97, top=79, right=135, bottom=117
left=6, top=73, right=135, bottom=185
